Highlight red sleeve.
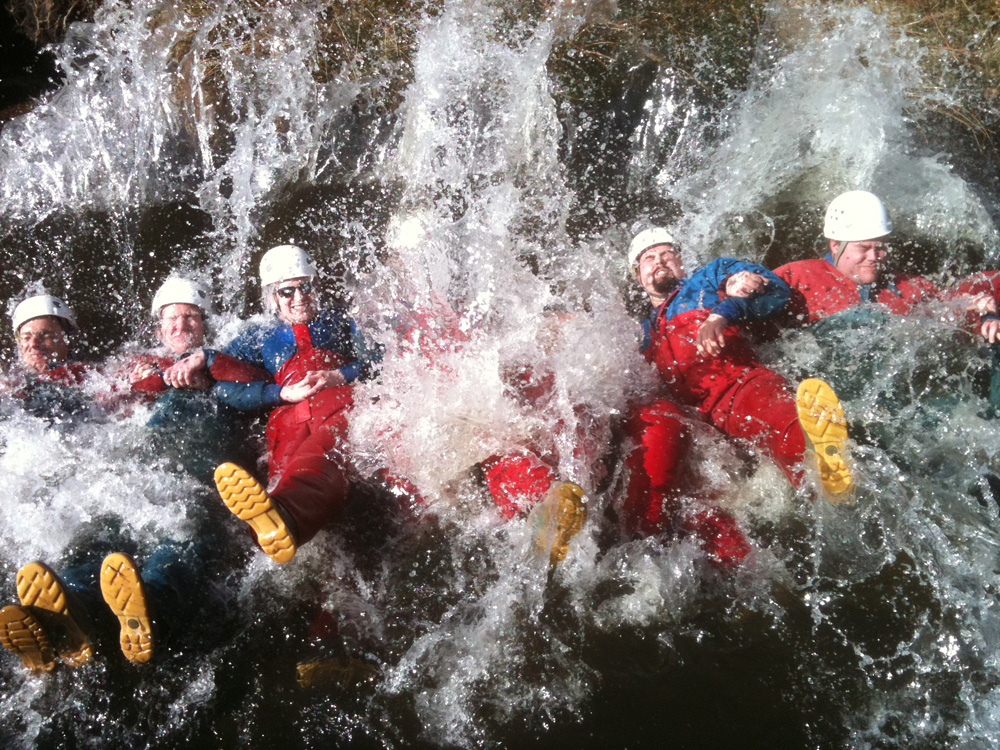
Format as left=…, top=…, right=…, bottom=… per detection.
left=128, top=354, right=172, bottom=395
left=209, top=352, right=272, bottom=383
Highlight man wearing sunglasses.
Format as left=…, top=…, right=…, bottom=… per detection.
left=176, top=244, right=378, bottom=563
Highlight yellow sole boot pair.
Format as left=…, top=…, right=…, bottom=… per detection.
left=0, top=561, right=94, bottom=672
left=796, top=378, right=855, bottom=503
left=529, top=481, right=589, bottom=568
left=214, top=462, right=297, bottom=563
left=0, top=556, right=155, bottom=670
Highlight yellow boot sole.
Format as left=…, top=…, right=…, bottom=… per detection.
left=296, top=656, right=379, bottom=689
left=100, top=553, right=154, bottom=664
left=796, top=378, right=855, bottom=503
left=0, top=604, right=56, bottom=672
left=214, top=462, right=297, bottom=563
left=16, top=561, right=93, bottom=667
left=530, top=482, right=588, bottom=567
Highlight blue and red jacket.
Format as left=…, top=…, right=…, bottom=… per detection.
left=640, top=258, right=790, bottom=415
left=209, top=307, right=377, bottom=411
left=639, top=258, right=790, bottom=354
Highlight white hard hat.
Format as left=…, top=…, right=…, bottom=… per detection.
left=259, top=244, right=317, bottom=287
left=12, top=294, right=77, bottom=333
left=823, top=190, right=893, bottom=242
left=151, top=277, right=212, bottom=318
left=628, top=228, right=677, bottom=271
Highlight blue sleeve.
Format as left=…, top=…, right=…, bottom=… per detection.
left=338, top=316, right=381, bottom=383
left=209, top=326, right=279, bottom=411
left=697, top=258, right=790, bottom=322
left=638, top=318, right=651, bottom=353
left=211, top=381, right=283, bottom=411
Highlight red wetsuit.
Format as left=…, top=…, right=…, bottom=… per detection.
left=647, top=305, right=806, bottom=486
left=262, top=324, right=355, bottom=545
left=774, top=258, right=940, bottom=325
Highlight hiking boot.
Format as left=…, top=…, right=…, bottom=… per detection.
left=296, top=656, right=378, bottom=689
left=99, top=553, right=153, bottom=664
left=214, top=462, right=297, bottom=563
left=529, top=481, right=588, bottom=567
left=796, top=378, right=854, bottom=503
left=0, top=604, right=56, bottom=672
left=16, top=561, right=93, bottom=667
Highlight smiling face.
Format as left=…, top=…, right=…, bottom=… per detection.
left=17, top=316, right=70, bottom=373
left=635, top=243, right=686, bottom=303
left=273, top=277, right=318, bottom=325
left=833, top=238, right=889, bottom=285
left=157, top=303, right=206, bottom=354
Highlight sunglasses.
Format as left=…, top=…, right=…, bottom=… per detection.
left=276, top=282, right=314, bottom=299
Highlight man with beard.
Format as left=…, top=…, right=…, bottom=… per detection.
left=626, top=227, right=854, bottom=517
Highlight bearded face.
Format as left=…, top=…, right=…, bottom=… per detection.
left=636, top=244, right=685, bottom=301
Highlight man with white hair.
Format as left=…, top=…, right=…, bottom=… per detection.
left=168, top=245, right=380, bottom=564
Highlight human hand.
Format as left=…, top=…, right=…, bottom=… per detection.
left=279, top=370, right=346, bottom=403
left=130, top=361, right=157, bottom=383
left=965, top=293, right=998, bottom=317
left=981, top=317, right=1000, bottom=344
left=162, top=350, right=208, bottom=389
left=696, top=313, right=730, bottom=357
left=725, top=272, right=768, bottom=298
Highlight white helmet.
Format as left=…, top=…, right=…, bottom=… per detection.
left=259, top=244, right=317, bottom=287
left=151, top=277, right=212, bottom=318
left=12, top=294, right=77, bottom=333
left=628, top=227, right=677, bottom=271
left=823, top=190, right=893, bottom=242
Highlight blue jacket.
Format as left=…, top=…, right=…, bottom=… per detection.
left=209, top=307, right=378, bottom=411
left=640, top=258, right=790, bottom=352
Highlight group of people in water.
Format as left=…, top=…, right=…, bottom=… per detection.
left=1, top=188, right=999, bottom=680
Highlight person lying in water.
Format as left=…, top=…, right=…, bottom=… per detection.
left=0, top=277, right=262, bottom=673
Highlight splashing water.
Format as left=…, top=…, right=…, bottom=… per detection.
left=1, top=0, right=1000, bottom=747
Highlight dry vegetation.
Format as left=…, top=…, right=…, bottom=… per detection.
left=6, top=0, right=100, bottom=44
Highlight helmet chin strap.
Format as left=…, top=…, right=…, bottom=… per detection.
left=831, top=240, right=847, bottom=268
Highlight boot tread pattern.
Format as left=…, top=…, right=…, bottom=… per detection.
left=100, top=553, right=153, bottom=664
left=214, top=462, right=296, bottom=563
left=16, top=561, right=93, bottom=666
left=796, top=378, right=855, bottom=502
left=0, top=604, right=55, bottom=672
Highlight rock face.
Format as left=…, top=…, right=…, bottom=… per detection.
left=0, top=5, right=60, bottom=120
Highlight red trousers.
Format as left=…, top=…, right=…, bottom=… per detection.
left=652, top=310, right=806, bottom=487
left=481, top=452, right=555, bottom=519
left=623, top=399, right=750, bottom=567
left=266, top=388, right=351, bottom=545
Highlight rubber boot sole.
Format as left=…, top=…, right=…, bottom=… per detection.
left=100, top=553, right=154, bottom=664
left=296, top=656, right=378, bottom=689
left=214, top=462, right=297, bottom=563
left=530, top=481, right=588, bottom=567
left=0, top=604, right=55, bottom=672
left=796, top=378, right=855, bottom=503
left=16, top=561, right=93, bottom=667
